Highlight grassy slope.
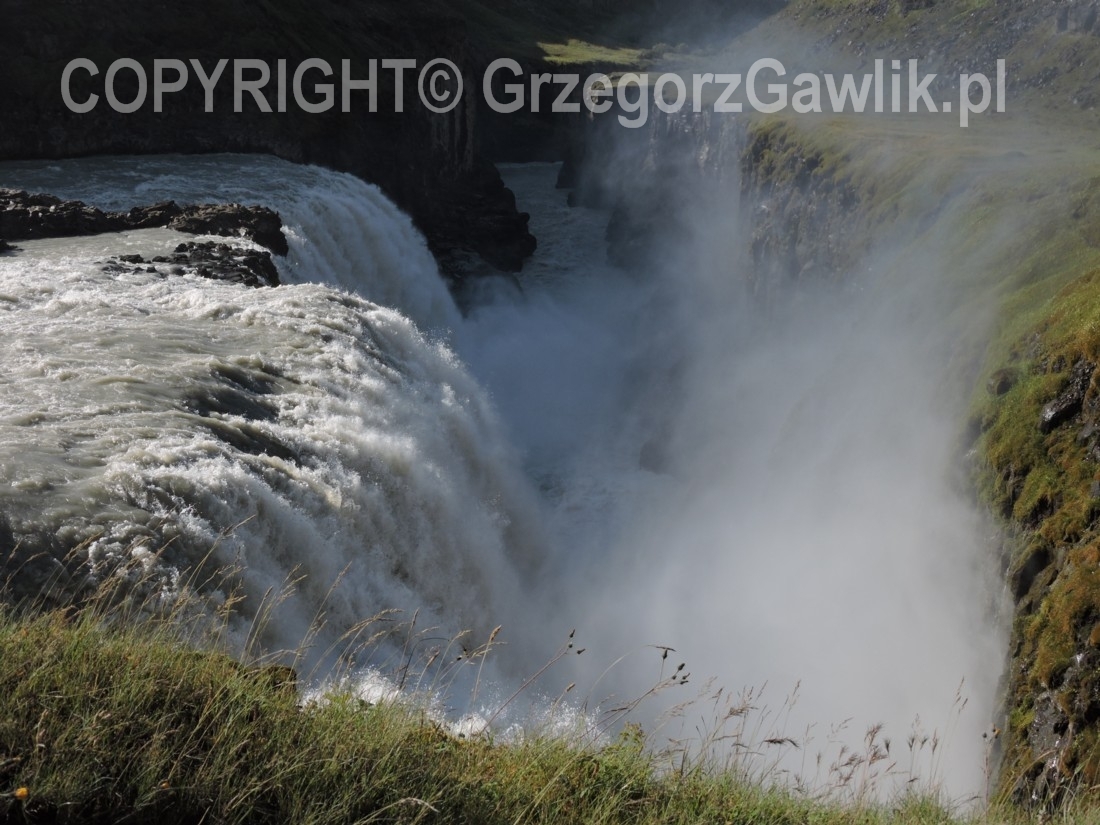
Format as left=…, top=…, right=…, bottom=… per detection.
left=453, top=0, right=644, bottom=67
left=0, top=609, right=968, bottom=825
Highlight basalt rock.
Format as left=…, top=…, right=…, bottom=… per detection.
left=0, top=188, right=126, bottom=239
left=168, top=204, right=289, bottom=257
left=124, top=201, right=184, bottom=229
left=103, top=241, right=280, bottom=288
left=0, top=189, right=289, bottom=256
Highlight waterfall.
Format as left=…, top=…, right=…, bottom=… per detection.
left=0, top=157, right=541, bottom=666
left=0, top=153, right=1005, bottom=798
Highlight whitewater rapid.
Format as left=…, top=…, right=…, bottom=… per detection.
left=0, top=157, right=540, bottom=667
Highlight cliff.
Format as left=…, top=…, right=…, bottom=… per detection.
left=0, top=0, right=538, bottom=280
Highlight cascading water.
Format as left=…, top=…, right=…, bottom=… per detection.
left=0, top=157, right=541, bottom=666
left=0, top=153, right=1005, bottom=798
left=0, top=155, right=459, bottom=332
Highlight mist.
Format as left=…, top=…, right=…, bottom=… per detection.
left=454, top=126, right=1009, bottom=797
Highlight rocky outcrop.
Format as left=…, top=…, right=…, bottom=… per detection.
left=563, top=107, right=860, bottom=298
left=0, top=189, right=288, bottom=255
left=168, top=205, right=288, bottom=257
left=1, top=189, right=157, bottom=241
left=104, top=242, right=280, bottom=288
left=1040, top=361, right=1095, bottom=434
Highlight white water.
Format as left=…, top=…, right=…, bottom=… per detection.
left=0, top=158, right=537, bottom=667
left=0, top=155, right=1004, bottom=799
left=0, top=155, right=459, bottom=333
left=457, top=162, right=1007, bottom=798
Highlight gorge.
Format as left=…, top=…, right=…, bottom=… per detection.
left=3, top=0, right=1100, bottom=815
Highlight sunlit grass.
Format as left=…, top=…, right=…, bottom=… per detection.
left=0, top=599, right=990, bottom=825
left=537, top=39, right=644, bottom=67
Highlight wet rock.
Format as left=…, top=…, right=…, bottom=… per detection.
left=124, top=201, right=183, bottom=228
left=0, top=188, right=124, bottom=239
left=1011, top=546, right=1053, bottom=601
left=168, top=203, right=288, bottom=256
left=104, top=241, right=280, bottom=288
left=1040, top=360, right=1095, bottom=433
left=1015, top=689, right=1074, bottom=810
left=428, top=177, right=537, bottom=277
left=1040, top=394, right=1084, bottom=433
left=0, top=238, right=9, bottom=253
left=1018, top=647, right=1100, bottom=808
left=0, top=190, right=289, bottom=257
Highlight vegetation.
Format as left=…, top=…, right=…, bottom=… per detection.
left=0, top=602, right=970, bottom=825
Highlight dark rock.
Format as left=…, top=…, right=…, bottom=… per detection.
left=1011, top=546, right=1053, bottom=601
left=104, top=241, right=280, bottom=288
left=1039, top=360, right=1095, bottom=433
left=427, top=176, right=537, bottom=278
left=1016, top=689, right=1074, bottom=809
left=0, top=238, right=9, bottom=253
left=168, top=204, right=288, bottom=256
left=0, top=188, right=124, bottom=239
left=0, top=190, right=288, bottom=257
left=125, top=201, right=182, bottom=228
left=988, top=367, right=1019, bottom=396
left=1040, top=395, right=1083, bottom=433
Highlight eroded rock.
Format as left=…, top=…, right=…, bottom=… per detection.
left=1040, top=360, right=1095, bottom=433
left=168, top=204, right=288, bottom=256
left=0, top=190, right=289, bottom=256
left=103, top=241, right=280, bottom=288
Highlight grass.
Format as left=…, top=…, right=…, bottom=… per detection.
left=0, top=542, right=1008, bottom=825
left=450, top=0, right=646, bottom=67
left=536, top=40, right=645, bottom=68
left=0, top=598, right=999, bottom=825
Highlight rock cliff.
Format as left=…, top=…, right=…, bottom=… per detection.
left=0, top=0, right=535, bottom=281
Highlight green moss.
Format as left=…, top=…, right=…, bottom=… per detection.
left=536, top=39, right=644, bottom=66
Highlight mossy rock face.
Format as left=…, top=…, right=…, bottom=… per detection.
left=975, top=267, right=1100, bottom=802
left=740, top=119, right=864, bottom=295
